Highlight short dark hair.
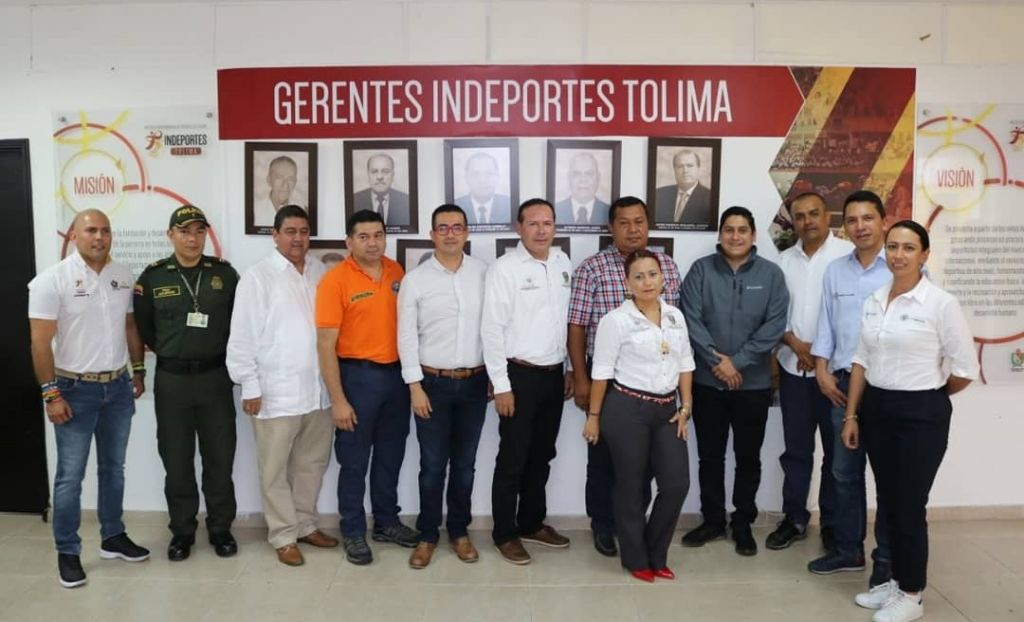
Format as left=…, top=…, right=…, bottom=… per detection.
left=431, top=204, right=467, bottom=229
left=608, top=196, right=648, bottom=224
left=624, top=249, right=659, bottom=276
left=517, top=198, right=554, bottom=223
left=843, top=190, right=886, bottom=220
left=346, top=209, right=385, bottom=236
left=886, top=219, right=930, bottom=251
left=719, top=206, right=755, bottom=232
left=789, top=191, right=827, bottom=211
left=273, top=204, right=310, bottom=231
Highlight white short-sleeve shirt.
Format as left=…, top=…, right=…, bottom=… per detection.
left=592, top=299, right=696, bottom=395
left=853, top=277, right=979, bottom=391
left=28, top=252, right=134, bottom=373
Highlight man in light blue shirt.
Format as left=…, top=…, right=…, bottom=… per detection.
left=808, top=190, right=893, bottom=587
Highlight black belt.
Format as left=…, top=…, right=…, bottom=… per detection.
left=339, top=358, right=400, bottom=370
left=508, top=358, right=563, bottom=372
left=157, top=356, right=226, bottom=375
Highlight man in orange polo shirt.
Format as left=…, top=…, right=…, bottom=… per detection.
left=316, top=209, right=417, bottom=565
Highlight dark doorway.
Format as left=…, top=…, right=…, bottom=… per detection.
left=0, top=139, right=49, bottom=516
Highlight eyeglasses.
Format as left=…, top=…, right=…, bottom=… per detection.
left=434, top=224, right=467, bottom=235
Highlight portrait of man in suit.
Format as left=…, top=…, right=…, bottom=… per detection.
left=454, top=151, right=512, bottom=226
left=351, top=154, right=410, bottom=226
left=654, top=148, right=715, bottom=229
left=554, top=152, right=611, bottom=227
left=344, top=141, right=419, bottom=234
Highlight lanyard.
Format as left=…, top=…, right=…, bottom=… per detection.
left=179, top=268, right=203, bottom=312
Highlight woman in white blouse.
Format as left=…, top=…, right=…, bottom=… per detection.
left=584, top=250, right=695, bottom=583
left=841, top=220, right=979, bottom=622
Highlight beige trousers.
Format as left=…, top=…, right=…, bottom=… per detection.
left=250, top=409, right=333, bottom=549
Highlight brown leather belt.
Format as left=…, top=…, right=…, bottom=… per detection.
left=508, top=358, right=563, bottom=372
left=54, top=365, right=128, bottom=384
left=421, top=365, right=486, bottom=380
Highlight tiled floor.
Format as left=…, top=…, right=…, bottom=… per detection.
left=0, top=512, right=1021, bottom=621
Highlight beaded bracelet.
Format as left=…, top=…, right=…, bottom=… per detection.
left=40, top=380, right=61, bottom=404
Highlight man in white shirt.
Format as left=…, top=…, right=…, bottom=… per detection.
left=481, top=198, right=574, bottom=565
left=767, top=192, right=853, bottom=551
left=398, top=204, right=489, bottom=569
left=227, top=205, right=338, bottom=567
left=28, top=209, right=149, bottom=589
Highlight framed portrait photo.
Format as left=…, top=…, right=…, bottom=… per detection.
left=245, top=142, right=318, bottom=236
left=444, top=138, right=518, bottom=233
left=344, top=140, right=418, bottom=235
left=547, top=139, right=621, bottom=234
left=647, top=137, right=722, bottom=232
left=598, top=235, right=675, bottom=258
left=495, top=237, right=570, bottom=261
left=308, top=239, right=348, bottom=271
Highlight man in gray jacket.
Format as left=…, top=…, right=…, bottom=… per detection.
left=679, top=206, right=788, bottom=557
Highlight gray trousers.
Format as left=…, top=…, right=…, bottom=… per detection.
left=601, top=387, right=690, bottom=571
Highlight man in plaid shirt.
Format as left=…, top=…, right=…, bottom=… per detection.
left=567, top=195, right=682, bottom=556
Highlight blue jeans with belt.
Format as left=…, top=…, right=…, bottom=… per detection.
left=413, top=372, right=488, bottom=543
left=52, top=373, right=135, bottom=555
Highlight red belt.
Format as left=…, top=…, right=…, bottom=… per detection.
left=612, top=381, right=676, bottom=405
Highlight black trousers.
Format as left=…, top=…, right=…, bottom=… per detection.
left=154, top=366, right=237, bottom=537
left=491, top=362, right=565, bottom=545
left=601, top=387, right=689, bottom=571
left=862, top=385, right=951, bottom=593
left=691, top=383, right=771, bottom=527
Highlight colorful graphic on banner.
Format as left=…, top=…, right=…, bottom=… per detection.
left=916, top=103, right=1024, bottom=385
left=768, top=67, right=916, bottom=250
left=53, top=108, right=219, bottom=275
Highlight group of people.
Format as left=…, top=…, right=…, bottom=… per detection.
left=29, top=189, right=977, bottom=622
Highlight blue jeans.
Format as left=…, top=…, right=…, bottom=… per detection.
left=413, top=373, right=488, bottom=543
left=334, top=360, right=411, bottom=538
left=778, top=369, right=835, bottom=527
left=52, top=373, right=135, bottom=555
left=829, top=370, right=890, bottom=562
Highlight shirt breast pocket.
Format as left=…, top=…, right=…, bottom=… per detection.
left=739, top=285, right=770, bottom=318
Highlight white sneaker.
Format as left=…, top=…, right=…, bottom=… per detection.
left=856, top=579, right=898, bottom=609
left=872, top=590, right=923, bottom=622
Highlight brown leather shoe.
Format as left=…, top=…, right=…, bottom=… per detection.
left=408, top=542, right=436, bottom=569
left=276, top=543, right=304, bottom=566
left=450, top=536, right=479, bottom=563
left=297, top=530, right=339, bottom=548
left=495, top=538, right=531, bottom=565
left=521, top=525, right=570, bottom=548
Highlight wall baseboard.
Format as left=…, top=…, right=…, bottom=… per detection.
left=115, top=505, right=1024, bottom=532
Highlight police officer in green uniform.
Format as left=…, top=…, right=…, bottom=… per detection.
left=134, top=205, right=240, bottom=561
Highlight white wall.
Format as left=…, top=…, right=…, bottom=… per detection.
left=5, top=0, right=1023, bottom=521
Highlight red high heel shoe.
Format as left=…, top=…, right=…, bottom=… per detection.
left=631, top=568, right=656, bottom=583
left=653, top=567, right=675, bottom=580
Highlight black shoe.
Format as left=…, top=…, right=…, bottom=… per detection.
left=592, top=531, right=618, bottom=557
left=57, top=553, right=87, bottom=588
left=343, top=535, right=373, bottom=565
left=765, top=519, right=807, bottom=551
left=821, top=526, right=836, bottom=552
left=869, top=559, right=893, bottom=587
left=681, top=522, right=727, bottom=547
left=209, top=531, right=238, bottom=558
left=167, top=534, right=194, bottom=561
left=807, top=551, right=866, bottom=574
left=100, top=532, right=150, bottom=562
left=371, top=523, right=419, bottom=548
left=732, top=524, right=758, bottom=556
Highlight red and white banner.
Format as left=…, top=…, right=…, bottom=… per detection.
left=217, top=65, right=805, bottom=139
